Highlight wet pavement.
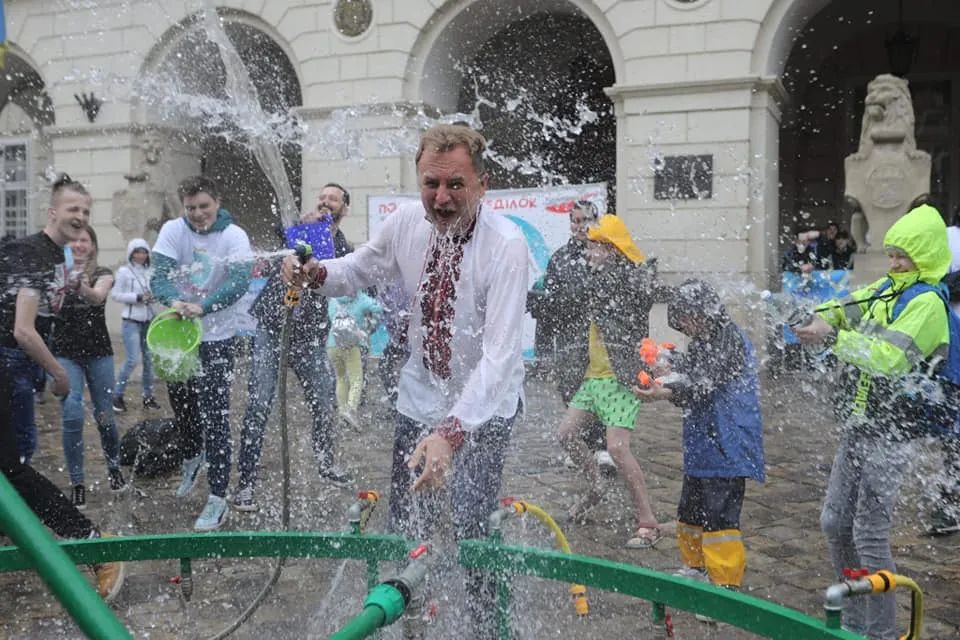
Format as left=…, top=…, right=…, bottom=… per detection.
left=1, top=349, right=959, bottom=639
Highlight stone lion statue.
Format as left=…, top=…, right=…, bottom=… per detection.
left=852, top=74, right=924, bottom=160
left=845, top=74, right=931, bottom=251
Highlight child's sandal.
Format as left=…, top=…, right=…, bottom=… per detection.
left=625, top=525, right=663, bottom=549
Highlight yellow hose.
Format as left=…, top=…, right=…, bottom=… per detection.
left=511, top=501, right=588, bottom=616
left=892, top=575, right=923, bottom=640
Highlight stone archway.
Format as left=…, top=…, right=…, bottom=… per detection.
left=0, top=47, right=55, bottom=237
left=135, top=9, right=303, bottom=248
left=405, top=0, right=621, bottom=205
left=770, top=1, right=960, bottom=253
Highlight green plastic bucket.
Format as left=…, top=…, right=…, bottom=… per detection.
left=146, top=309, right=202, bottom=382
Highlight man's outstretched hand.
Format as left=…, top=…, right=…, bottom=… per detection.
left=281, top=254, right=323, bottom=288
left=409, top=432, right=454, bottom=492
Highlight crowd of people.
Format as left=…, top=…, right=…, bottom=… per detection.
left=782, top=221, right=858, bottom=273
left=1, top=124, right=958, bottom=640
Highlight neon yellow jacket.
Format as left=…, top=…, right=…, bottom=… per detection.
left=817, top=204, right=950, bottom=378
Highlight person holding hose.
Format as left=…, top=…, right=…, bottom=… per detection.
left=282, top=124, right=526, bottom=639
left=794, top=203, right=951, bottom=640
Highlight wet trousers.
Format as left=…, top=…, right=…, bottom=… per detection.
left=327, top=345, right=363, bottom=413
left=59, top=355, right=121, bottom=486
left=820, top=433, right=909, bottom=640
left=238, top=326, right=338, bottom=489
left=0, top=359, right=95, bottom=539
left=676, top=476, right=747, bottom=587
left=167, top=339, right=235, bottom=498
left=0, top=346, right=39, bottom=463
left=387, top=410, right=516, bottom=640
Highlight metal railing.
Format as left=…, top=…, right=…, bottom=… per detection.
left=0, top=475, right=903, bottom=640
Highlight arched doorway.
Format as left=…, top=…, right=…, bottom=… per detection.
left=410, top=0, right=619, bottom=207
left=0, top=51, right=54, bottom=238
left=139, top=10, right=302, bottom=248
left=458, top=13, right=616, bottom=201
left=775, top=1, right=960, bottom=242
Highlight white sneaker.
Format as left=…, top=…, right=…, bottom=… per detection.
left=595, top=450, right=617, bottom=471
left=175, top=453, right=205, bottom=498
left=562, top=455, right=576, bottom=469
left=194, top=495, right=228, bottom=532
left=233, top=486, right=258, bottom=512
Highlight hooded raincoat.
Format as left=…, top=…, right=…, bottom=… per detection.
left=667, top=281, right=765, bottom=481
left=112, top=238, right=155, bottom=323
left=817, top=204, right=951, bottom=431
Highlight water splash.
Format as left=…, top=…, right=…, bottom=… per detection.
left=198, top=0, right=298, bottom=228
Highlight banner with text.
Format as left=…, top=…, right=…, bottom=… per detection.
left=367, top=184, right=607, bottom=358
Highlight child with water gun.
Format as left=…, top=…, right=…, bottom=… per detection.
left=633, top=279, right=764, bottom=605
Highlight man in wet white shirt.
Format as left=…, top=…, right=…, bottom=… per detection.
left=284, top=124, right=527, bottom=638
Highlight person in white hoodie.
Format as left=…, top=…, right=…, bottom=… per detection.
left=111, top=238, right=160, bottom=412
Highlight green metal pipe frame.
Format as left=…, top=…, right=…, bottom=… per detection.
left=0, top=473, right=132, bottom=640
left=0, top=531, right=870, bottom=639
left=0, top=507, right=869, bottom=638
left=0, top=532, right=416, bottom=572
left=458, top=540, right=865, bottom=640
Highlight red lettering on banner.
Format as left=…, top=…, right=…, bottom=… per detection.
left=545, top=200, right=576, bottom=214
left=485, top=197, right=538, bottom=210
left=379, top=202, right=398, bottom=215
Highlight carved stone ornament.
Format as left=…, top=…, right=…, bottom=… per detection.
left=844, top=74, right=931, bottom=250
left=140, top=130, right=165, bottom=166
left=334, top=0, right=373, bottom=38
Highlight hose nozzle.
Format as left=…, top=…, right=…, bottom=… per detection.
left=284, top=242, right=314, bottom=307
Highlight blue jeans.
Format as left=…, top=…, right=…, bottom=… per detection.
left=238, top=324, right=337, bottom=489
left=0, top=347, right=39, bottom=464
left=168, top=339, right=236, bottom=498
left=387, top=408, right=516, bottom=639
left=58, top=356, right=121, bottom=486
left=821, top=433, right=910, bottom=640
left=0, top=362, right=95, bottom=539
left=115, top=318, right=154, bottom=399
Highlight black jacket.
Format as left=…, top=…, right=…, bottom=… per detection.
left=578, top=257, right=661, bottom=388
left=249, top=256, right=329, bottom=344
left=532, top=239, right=594, bottom=401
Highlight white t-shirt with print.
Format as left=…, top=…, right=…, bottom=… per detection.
left=153, top=217, right=252, bottom=342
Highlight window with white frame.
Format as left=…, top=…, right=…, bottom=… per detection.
left=1, top=142, right=29, bottom=239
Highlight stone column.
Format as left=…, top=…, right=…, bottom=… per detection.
left=748, top=79, right=790, bottom=293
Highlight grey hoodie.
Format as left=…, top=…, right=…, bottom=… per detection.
left=111, top=238, right=155, bottom=322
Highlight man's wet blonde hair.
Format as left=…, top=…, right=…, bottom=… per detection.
left=416, top=124, right=487, bottom=177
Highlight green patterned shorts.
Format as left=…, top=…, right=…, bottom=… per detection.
left=569, top=376, right=642, bottom=430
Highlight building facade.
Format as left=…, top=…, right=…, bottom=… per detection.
left=0, top=0, right=954, bottom=294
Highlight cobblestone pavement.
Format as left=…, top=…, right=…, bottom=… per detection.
left=1, top=354, right=958, bottom=639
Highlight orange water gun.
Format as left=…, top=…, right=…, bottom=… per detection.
left=637, top=338, right=677, bottom=387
